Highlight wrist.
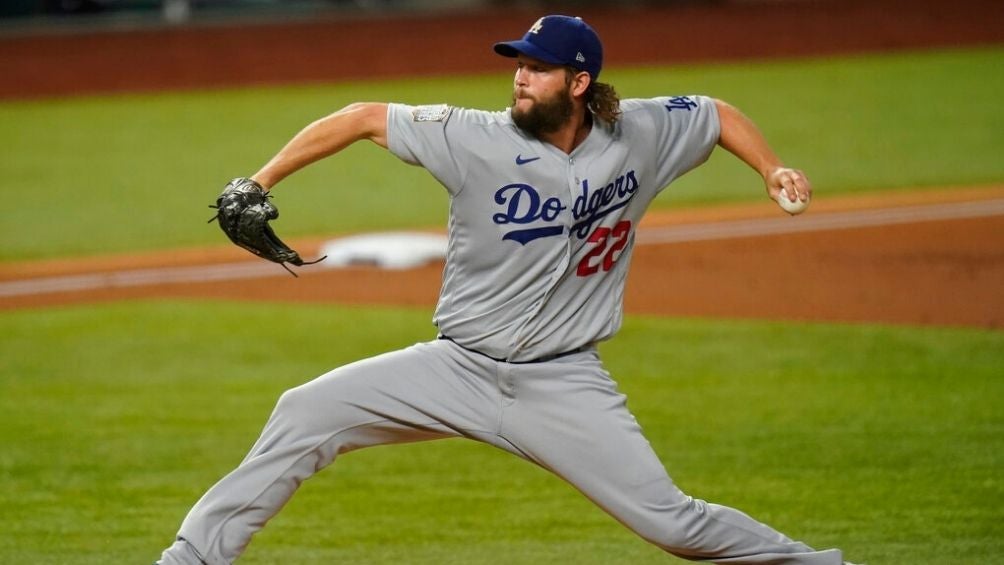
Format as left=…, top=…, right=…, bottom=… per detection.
left=250, top=173, right=274, bottom=191
left=759, top=162, right=785, bottom=181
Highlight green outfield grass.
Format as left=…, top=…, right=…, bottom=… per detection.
left=2, top=46, right=1002, bottom=261
left=1, top=301, right=1001, bottom=564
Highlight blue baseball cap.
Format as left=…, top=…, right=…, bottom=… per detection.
left=493, top=15, right=603, bottom=80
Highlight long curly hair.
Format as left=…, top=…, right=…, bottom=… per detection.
left=586, top=81, right=622, bottom=125
left=564, top=67, right=622, bottom=125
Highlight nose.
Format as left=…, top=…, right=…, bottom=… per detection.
left=514, top=66, right=528, bottom=87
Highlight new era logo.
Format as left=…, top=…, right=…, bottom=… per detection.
left=576, top=52, right=585, bottom=63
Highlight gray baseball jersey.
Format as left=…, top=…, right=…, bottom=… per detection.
left=159, top=96, right=846, bottom=565
left=388, top=96, right=718, bottom=362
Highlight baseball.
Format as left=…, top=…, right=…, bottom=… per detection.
left=776, top=188, right=809, bottom=215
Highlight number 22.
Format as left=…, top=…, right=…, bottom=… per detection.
left=577, top=220, right=632, bottom=277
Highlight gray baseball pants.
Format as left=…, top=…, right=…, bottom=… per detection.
left=159, top=339, right=843, bottom=564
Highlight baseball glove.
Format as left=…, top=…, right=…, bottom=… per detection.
left=208, top=177, right=325, bottom=276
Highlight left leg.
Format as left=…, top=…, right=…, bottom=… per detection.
left=160, top=340, right=501, bottom=565
left=497, top=351, right=843, bottom=565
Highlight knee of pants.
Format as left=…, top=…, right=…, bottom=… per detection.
left=250, top=383, right=376, bottom=473
left=627, top=496, right=709, bottom=553
left=269, top=379, right=364, bottom=439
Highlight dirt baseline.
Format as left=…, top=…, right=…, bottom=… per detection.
left=4, top=188, right=1003, bottom=329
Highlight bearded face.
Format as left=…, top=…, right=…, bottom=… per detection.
left=511, top=80, right=575, bottom=138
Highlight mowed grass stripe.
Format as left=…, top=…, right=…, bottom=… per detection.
left=3, top=47, right=1002, bottom=261
left=0, top=301, right=1000, bottom=563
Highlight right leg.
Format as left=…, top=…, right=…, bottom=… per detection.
left=497, top=352, right=843, bottom=565
left=158, top=340, right=499, bottom=565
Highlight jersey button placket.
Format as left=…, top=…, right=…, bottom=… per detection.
left=507, top=154, right=576, bottom=362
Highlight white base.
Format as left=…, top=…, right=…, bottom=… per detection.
left=319, top=232, right=448, bottom=270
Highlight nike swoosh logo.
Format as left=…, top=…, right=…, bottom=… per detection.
left=515, top=154, right=541, bottom=166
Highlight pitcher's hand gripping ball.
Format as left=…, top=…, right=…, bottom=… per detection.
left=208, top=177, right=325, bottom=276
left=776, top=188, right=810, bottom=215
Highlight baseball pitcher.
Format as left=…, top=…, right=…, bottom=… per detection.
left=157, top=15, right=856, bottom=565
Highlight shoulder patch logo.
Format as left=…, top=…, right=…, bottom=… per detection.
left=412, top=104, right=452, bottom=122
left=663, top=96, right=698, bottom=112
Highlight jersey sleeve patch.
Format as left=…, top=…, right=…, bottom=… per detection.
left=411, top=104, right=453, bottom=122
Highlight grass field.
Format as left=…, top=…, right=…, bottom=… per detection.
left=1, top=302, right=1001, bottom=563
left=3, top=43, right=1003, bottom=565
left=2, top=47, right=1002, bottom=261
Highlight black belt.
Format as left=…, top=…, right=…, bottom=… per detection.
left=438, top=335, right=591, bottom=364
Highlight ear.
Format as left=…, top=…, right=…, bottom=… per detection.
left=570, top=71, right=592, bottom=98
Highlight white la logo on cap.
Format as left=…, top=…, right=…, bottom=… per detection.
left=528, top=17, right=544, bottom=34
